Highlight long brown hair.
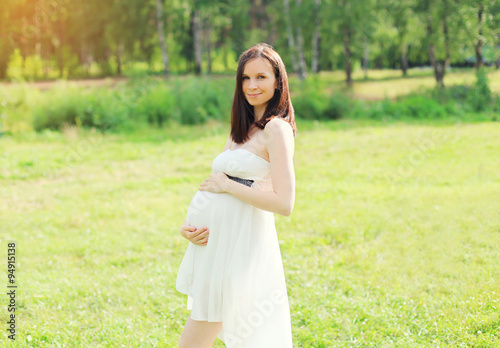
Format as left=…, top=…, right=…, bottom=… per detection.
left=230, top=43, right=297, bottom=144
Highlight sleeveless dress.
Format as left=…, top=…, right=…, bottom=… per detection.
left=176, top=148, right=293, bottom=347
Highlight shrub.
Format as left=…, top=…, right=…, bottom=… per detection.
left=173, top=77, right=232, bottom=125
left=366, top=94, right=449, bottom=120
left=32, top=86, right=130, bottom=131
left=465, top=68, right=492, bottom=112
left=323, top=94, right=351, bottom=120
left=33, top=87, right=87, bottom=131
left=135, top=84, right=178, bottom=126
left=82, top=88, right=130, bottom=130
left=292, top=79, right=350, bottom=120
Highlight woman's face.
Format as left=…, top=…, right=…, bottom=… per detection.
left=242, top=58, right=277, bottom=110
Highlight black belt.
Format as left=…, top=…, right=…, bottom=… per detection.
left=225, top=173, right=254, bottom=187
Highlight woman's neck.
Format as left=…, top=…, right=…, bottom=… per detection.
left=253, top=105, right=265, bottom=122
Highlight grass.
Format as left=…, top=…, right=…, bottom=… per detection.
left=313, top=68, right=500, bottom=100
left=1, top=117, right=499, bottom=347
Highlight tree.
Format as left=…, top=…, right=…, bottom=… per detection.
left=383, top=0, right=415, bottom=76
left=330, top=0, right=375, bottom=85
left=415, top=0, right=453, bottom=88
left=311, top=0, right=321, bottom=74
left=156, top=0, right=169, bottom=77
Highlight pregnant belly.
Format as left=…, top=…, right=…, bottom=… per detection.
left=186, top=190, right=241, bottom=229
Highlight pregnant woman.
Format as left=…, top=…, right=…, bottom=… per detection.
left=176, top=43, right=296, bottom=348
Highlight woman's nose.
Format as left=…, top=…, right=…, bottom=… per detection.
left=248, top=79, right=258, bottom=89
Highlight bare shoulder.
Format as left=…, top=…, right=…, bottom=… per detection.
left=264, top=118, right=294, bottom=157
left=264, top=117, right=294, bottom=139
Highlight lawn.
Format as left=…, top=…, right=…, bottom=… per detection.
left=1, top=117, right=499, bottom=347
left=313, top=68, right=500, bottom=100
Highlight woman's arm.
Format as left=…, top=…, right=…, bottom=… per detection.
left=199, top=118, right=295, bottom=216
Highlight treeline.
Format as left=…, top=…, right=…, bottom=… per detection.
left=1, top=0, right=499, bottom=86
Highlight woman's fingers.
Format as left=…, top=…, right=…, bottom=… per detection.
left=193, top=228, right=208, bottom=241
left=188, top=227, right=209, bottom=245
left=180, top=222, right=210, bottom=245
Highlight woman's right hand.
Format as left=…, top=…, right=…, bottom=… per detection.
left=179, top=220, right=209, bottom=246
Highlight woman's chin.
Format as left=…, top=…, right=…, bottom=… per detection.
left=246, top=100, right=265, bottom=108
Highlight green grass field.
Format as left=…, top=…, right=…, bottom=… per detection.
left=317, top=68, right=500, bottom=100
left=1, top=117, right=499, bottom=347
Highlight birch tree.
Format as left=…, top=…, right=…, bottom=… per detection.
left=156, top=0, right=169, bottom=77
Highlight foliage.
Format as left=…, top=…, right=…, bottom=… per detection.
left=28, top=76, right=235, bottom=131
left=292, top=78, right=352, bottom=120
left=32, top=86, right=130, bottom=131
left=0, top=0, right=498, bottom=84
left=366, top=95, right=451, bottom=120
left=135, top=84, right=179, bottom=126
left=465, top=68, right=493, bottom=112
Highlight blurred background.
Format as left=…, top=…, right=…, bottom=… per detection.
left=0, top=0, right=499, bottom=133
left=1, top=0, right=499, bottom=134
left=1, top=0, right=499, bottom=80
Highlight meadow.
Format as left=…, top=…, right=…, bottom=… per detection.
left=1, top=114, right=499, bottom=346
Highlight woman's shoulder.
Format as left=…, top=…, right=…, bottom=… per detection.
left=264, top=117, right=294, bottom=137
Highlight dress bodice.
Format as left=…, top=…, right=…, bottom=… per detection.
left=212, top=148, right=273, bottom=191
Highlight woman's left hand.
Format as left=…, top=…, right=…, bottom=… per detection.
left=199, top=173, right=229, bottom=193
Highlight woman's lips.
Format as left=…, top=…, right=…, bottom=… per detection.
left=247, top=93, right=261, bottom=97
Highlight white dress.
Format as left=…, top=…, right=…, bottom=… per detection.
left=176, top=148, right=293, bottom=347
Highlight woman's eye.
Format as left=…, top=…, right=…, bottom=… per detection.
left=242, top=76, right=265, bottom=80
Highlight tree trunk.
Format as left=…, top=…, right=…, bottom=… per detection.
left=311, top=0, right=321, bottom=74
left=442, top=0, right=451, bottom=81
left=295, top=28, right=306, bottom=80
left=192, top=5, right=203, bottom=75
left=156, top=0, right=169, bottom=77
left=57, top=10, right=65, bottom=78
left=223, top=40, right=229, bottom=70
left=205, top=15, right=212, bottom=74
left=426, top=18, right=444, bottom=88
left=442, top=0, right=450, bottom=69
left=283, top=0, right=298, bottom=74
left=116, top=42, right=124, bottom=75
left=343, top=24, right=352, bottom=85
left=295, top=0, right=307, bottom=80
left=267, top=22, right=276, bottom=47
left=398, top=28, right=408, bottom=77
left=0, top=40, right=10, bottom=79
left=474, top=3, right=484, bottom=70
left=35, top=9, right=41, bottom=78
left=363, top=35, right=369, bottom=80
left=401, top=44, right=409, bottom=77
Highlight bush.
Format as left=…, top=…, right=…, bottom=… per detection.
left=324, top=94, right=351, bottom=119
left=292, top=79, right=350, bottom=120
left=29, top=76, right=235, bottom=131
left=32, top=86, right=130, bottom=131
left=366, top=95, right=448, bottom=120
left=33, top=87, right=87, bottom=131
left=173, top=77, right=233, bottom=125
left=465, top=68, right=492, bottom=112
left=135, top=84, right=178, bottom=126
left=81, top=88, right=130, bottom=130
